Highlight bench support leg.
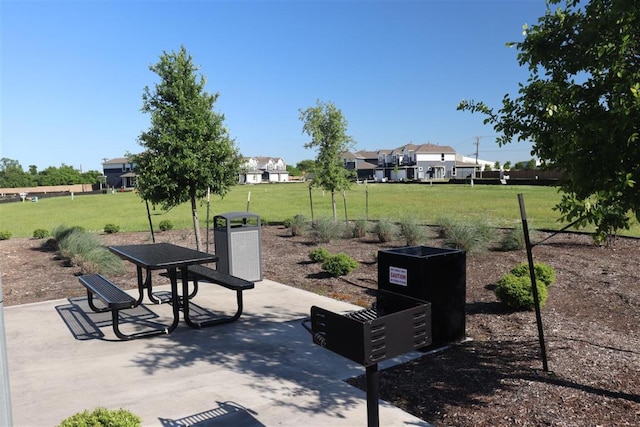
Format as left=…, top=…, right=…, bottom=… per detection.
left=182, top=278, right=245, bottom=329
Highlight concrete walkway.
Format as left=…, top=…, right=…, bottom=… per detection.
left=4, top=279, right=432, bottom=426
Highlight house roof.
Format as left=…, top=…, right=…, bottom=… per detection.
left=414, top=143, right=456, bottom=153
left=103, top=157, right=131, bottom=165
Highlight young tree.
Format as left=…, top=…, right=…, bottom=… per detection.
left=299, top=100, right=355, bottom=220
left=133, top=46, right=242, bottom=250
left=458, top=0, right=640, bottom=243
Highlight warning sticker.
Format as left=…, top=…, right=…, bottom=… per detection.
left=389, top=266, right=408, bottom=286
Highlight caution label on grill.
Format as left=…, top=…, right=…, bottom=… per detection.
left=389, top=266, right=408, bottom=286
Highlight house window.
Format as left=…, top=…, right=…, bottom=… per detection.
left=452, top=167, right=457, bottom=176
left=441, top=154, right=445, bottom=162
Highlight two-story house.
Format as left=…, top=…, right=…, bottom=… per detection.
left=239, top=157, right=289, bottom=184
left=102, top=158, right=137, bottom=189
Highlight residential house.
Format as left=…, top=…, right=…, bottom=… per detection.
left=342, top=150, right=379, bottom=181
left=239, top=157, right=289, bottom=184
left=344, top=143, right=492, bottom=182
left=102, top=158, right=136, bottom=189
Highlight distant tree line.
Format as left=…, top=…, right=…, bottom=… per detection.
left=0, top=158, right=102, bottom=188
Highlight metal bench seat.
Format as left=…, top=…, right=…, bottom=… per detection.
left=78, top=274, right=168, bottom=340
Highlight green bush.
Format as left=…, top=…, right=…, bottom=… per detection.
left=495, top=273, right=548, bottom=310
left=309, top=247, right=332, bottom=263
left=158, top=219, right=173, bottom=231
left=511, top=262, right=556, bottom=286
left=312, top=217, right=343, bottom=243
left=0, top=230, right=12, bottom=240
left=398, top=216, right=424, bottom=246
left=33, top=228, right=50, bottom=239
left=322, top=253, right=359, bottom=276
left=372, top=218, right=397, bottom=243
left=103, top=223, right=120, bottom=234
left=58, top=407, right=141, bottom=427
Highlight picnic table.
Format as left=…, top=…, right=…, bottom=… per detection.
left=77, top=243, right=254, bottom=339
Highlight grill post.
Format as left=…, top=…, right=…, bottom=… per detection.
left=366, top=363, right=379, bottom=427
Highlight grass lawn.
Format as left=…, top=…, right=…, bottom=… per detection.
left=2, top=183, right=638, bottom=238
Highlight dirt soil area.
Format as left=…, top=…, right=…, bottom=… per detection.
left=1, top=225, right=639, bottom=426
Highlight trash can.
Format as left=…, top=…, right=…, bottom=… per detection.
left=378, top=246, right=466, bottom=347
left=214, top=212, right=262, bottom=282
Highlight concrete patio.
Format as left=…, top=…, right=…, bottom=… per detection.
left=4, top=278, right=432, bottom=426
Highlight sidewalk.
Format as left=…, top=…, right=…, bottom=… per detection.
left=4, top=279, right=432, bottom=426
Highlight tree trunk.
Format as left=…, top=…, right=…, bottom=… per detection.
left=331, top=190, right=337, bottom=220
left=191, top=196, right=202, bottom=251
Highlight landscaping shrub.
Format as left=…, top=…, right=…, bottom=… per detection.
left=372, top=218, right=397, bottom=243
left=103, top=223, right=120, bottom=234
left=289, top=214, right=307, bottom=236
left=158, top=219, right=174, bottom=231
left=440, top=218, right=492, bottom=253
left=0, top=230, right=12, bottom=240
left=498, top=224, right=525, bottom=251
left=309, top=247, right=332, bottom=263
left=52, top=225, right=125, bottom=275
left=322, top=253, right=359, bottom=276
left=58, top=407, right=141, bottom=427
left=350, top=219, right=368, bottom=238
left=32, top=228, right=50, bottom=239
left=511, top=262, right=556, bottom=286
left=312, top=217, right=343, bottom=243
left=495, top=273, right=548, bottom=310
left=398, top=216, right=424, bottom=246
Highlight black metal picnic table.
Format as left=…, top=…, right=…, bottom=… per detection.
left=109, top=243, right=218, bottom=333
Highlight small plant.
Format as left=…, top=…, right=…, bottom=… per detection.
left=51, top=225, right=125, bottom=275
left=350, top=219, right=368, bottom=238
left=398, top=216, right=424, bottom=246
left=498, top=224, right=525, bottom=251
left=158, top=219, right=174, bottom=231
left=495, top=273, right=548, bottom=310
left=309, top=247, right=332, bottom=263
left=372, top=218, right=397, bottom=243
left=0, top=230, right=12, bottom=240
left=58, top=407, right=141, bottom=427
left=289, top=214, right=307, bottom=236
left=33, top=228, right=50, bottom=239
left=440, top=218, right=492, bottom=253
left=511, top=262, right=556, bottom=286
left=322, top=253, right=359, bottom=276
left=312, top=217, right=343, bottom=243
left=103, top=223, right=120, bottom=234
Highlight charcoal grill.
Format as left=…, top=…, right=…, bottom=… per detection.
left=305, top=290, right=431, bottom=427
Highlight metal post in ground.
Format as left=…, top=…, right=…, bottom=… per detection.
left=0, top=279, right=13, bottom=426
left=518, top=193, right=549, bottom=372
left=366, top=363, right=380, bottom=427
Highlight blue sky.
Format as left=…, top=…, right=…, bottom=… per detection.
left=2, top=0, right=547, bottom=173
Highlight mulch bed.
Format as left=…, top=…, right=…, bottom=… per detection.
left=1, top=225, right=638, bottom=426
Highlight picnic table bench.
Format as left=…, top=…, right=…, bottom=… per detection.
left=78, top=274, right=168, bottom=340
left=182, top=264, right=255, bottom=327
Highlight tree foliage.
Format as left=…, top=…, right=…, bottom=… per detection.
left=0, top=158, right=100, bottom=188
left=132, top=46, right=241, bottom=250
left=299, top=100, right=355, bottom=219
left=458, top=0, right=640, bottom=243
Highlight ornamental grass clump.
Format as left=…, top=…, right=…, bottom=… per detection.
left=398, top=216, right=425, bottom=246
left=51, top=225, right=125, bottom=275
left=372, top=218, right=397, bottom=243
left=439, top=217, right=492, bottom=253
left=495, top=273, right=548, bottom=310
left=312, top=217, right=343, bottom=243
left=322, top=253, right=359, bottom=277
left=286, top=214, right=308, bottom=236
left=32, top=228, right=50, bottom=239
